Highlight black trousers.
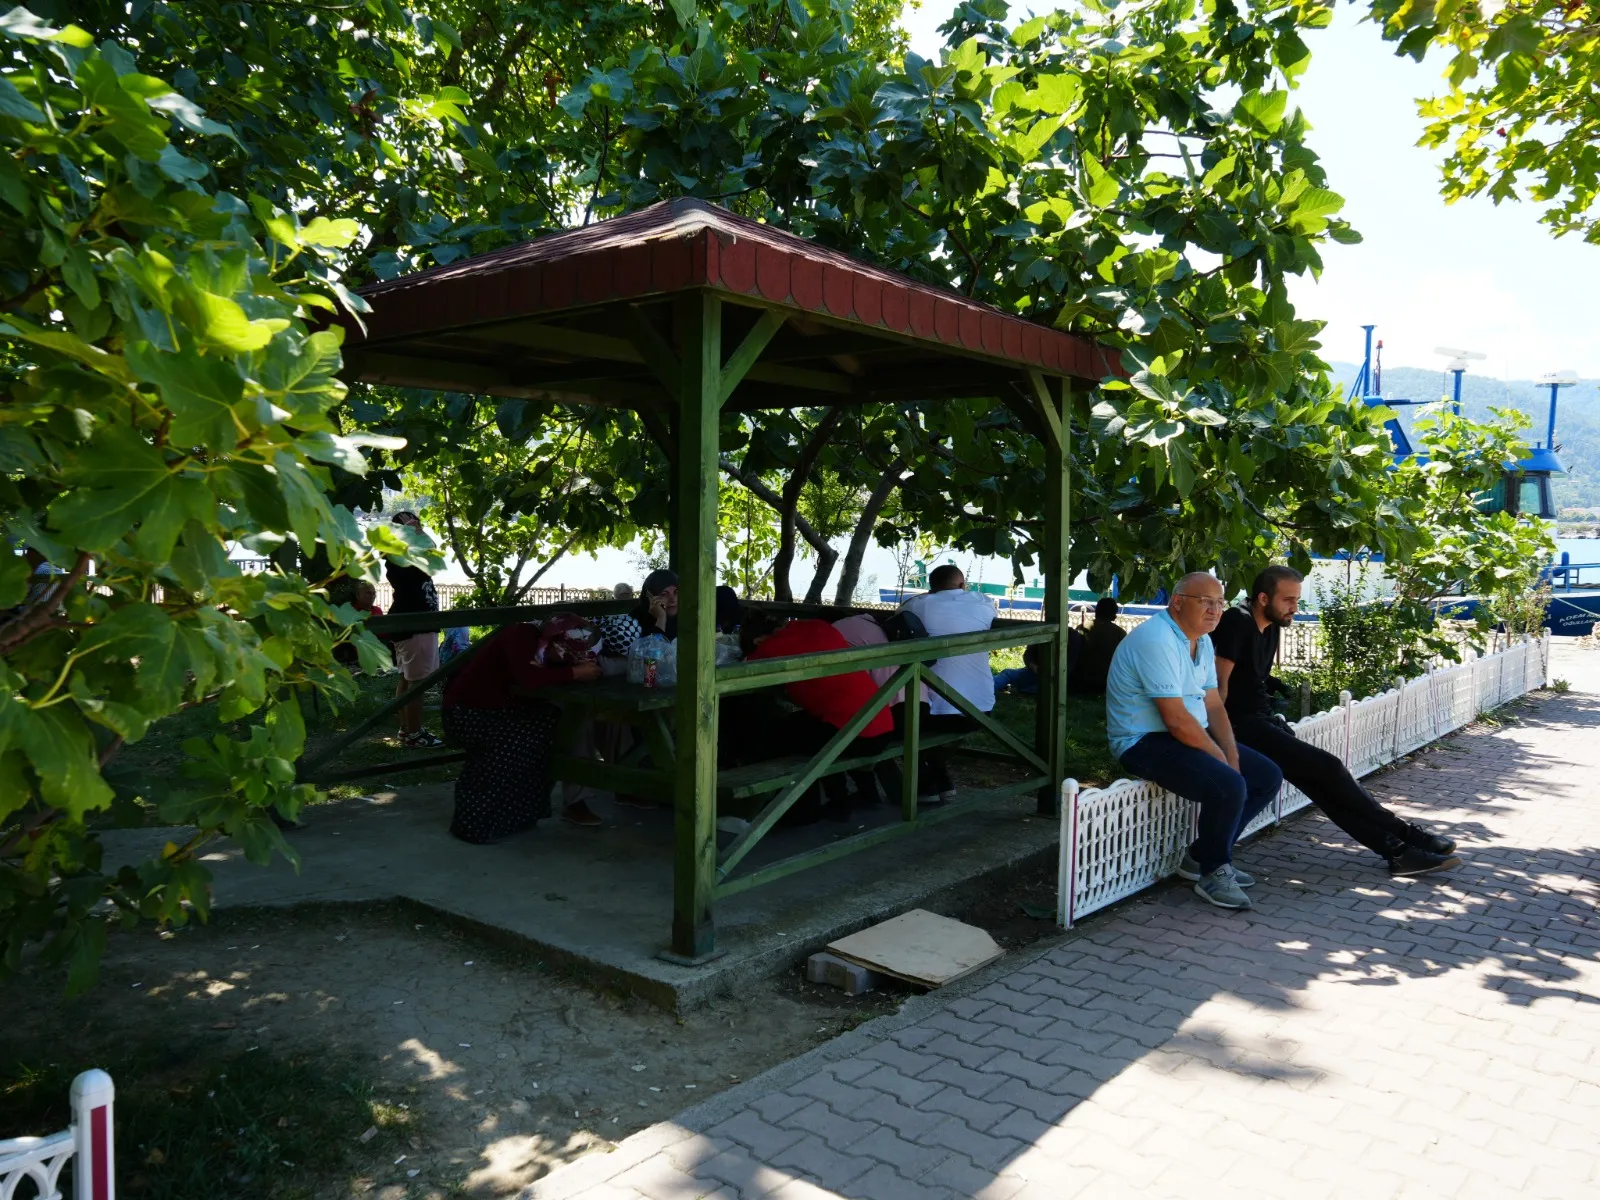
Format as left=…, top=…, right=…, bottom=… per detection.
left=771, top=711, right=892, bottom=824
left=892, top=705, right=977, bottom=795
left=1232, top=713, right=1411, bottom=857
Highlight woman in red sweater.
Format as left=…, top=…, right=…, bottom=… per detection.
left=441, top=622, right=600, bottom=843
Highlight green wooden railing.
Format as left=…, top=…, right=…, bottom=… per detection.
left=296, top=598, right=629, bottom=786
left=296, top=602, right=1058, bottom=910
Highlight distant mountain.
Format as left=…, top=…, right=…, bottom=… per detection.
left=1328, top=362, right=1600, bottom=513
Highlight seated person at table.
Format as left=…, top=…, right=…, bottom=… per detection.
left=715, top=585, right=742, bottom=634
left=992, top=635, right=1085, bottom=695
left=831, top=610, right=927, bottom=804
left=898, top=566, right=996, bottom=800
left=1213, top=565, right=1460, bottom=877
left=1071, top=597, right=1125, bottom=696
left=334, top=582, right=383, bottom=669
left=1106, top=572, right=1282, bottom=911
left=739, top=612, right=897, bottom=822
left=440, top=619, right=602, bottom=843
left=630, top=569, right=679, bottom=640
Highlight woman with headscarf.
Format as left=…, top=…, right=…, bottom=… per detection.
left=440, top=617, right=602, bottom=842
left=714, top=585, right=741, bottom=634
left=631, top=568, right=679, bottom=640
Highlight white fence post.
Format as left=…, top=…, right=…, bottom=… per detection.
left=1058, top=778, right=1079, bottom=929
left=1340, top=689, right=1353, bottom=766
left=71, top=1069, right=114, bottom=1200
left=0, top=1069, right=113, bottom=1200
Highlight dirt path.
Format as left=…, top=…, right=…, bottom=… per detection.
left=3, top=904, right=903, bottom=1198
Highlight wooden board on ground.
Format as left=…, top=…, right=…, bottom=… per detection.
left=825, top=909, right=1003, bottom=988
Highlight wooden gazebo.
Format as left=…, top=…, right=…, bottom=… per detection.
left=318, top=199, right=1119, bottom=963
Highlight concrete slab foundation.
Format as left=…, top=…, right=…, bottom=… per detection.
left=103, top=785, right=1057, bottom=1010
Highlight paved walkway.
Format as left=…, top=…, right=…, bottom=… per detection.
left=528, top=650, right=1600, bottom=1200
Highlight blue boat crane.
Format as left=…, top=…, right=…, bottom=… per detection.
left=1352, top=324, right=1568, bottom=520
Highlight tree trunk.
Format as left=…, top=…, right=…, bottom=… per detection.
left=509, top=534, right=580, bottom=604
left=802, top=544, right=840, bottom=604
left=769, top=410, right=842, bottom=601
left=720, top=458, right=836, bottom=600
left=832, top=456, right=908, bottom=605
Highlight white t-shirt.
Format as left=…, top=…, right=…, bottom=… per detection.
left=899, top=589, right=997, bottom=716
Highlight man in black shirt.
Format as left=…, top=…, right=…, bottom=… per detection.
left=1213, top=565, right=1462, bottom=877
left=386, top=511, right=444, bottom=749
left=1071, top=597, right=1126, bottom=695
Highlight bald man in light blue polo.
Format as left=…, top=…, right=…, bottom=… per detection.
left=1106, top=572, right=1282, bottom=910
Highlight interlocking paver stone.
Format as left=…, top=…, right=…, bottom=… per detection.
left=527, top=677, right=1600, bottom=1200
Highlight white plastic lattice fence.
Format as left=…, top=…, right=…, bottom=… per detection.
left=0, top=1069, right=114, bottom=1200
left=1059, top=634, right=1551, bottom=926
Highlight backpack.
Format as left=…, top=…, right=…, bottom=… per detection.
left=878, top=609, right=928, bottom=642
left=533, top=613, right=601, bottom=666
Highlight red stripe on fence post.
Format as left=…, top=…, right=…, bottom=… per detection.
left=70, top=1069, right=115, bottom=1200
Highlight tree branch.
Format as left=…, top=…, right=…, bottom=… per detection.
left=480, top=23, right=541, bottom=115
left=514, top=532, right=581, bottom=601
left=0, top=552, right=90, bottom=657
left=720, top=456, right=838, bottom=596
left=770, top=410, right=843, bottom=602
left=833, top=455, right=909, bottom=605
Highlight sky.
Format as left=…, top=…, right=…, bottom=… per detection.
left=901, top=2, right=1600, bottom=383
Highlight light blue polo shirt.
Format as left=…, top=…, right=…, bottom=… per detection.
left=1105, top=609, right=1217, bottom=759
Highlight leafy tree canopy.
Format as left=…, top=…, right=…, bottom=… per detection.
left=0, top=7, right=431, bottom=990
left=1, top=0, right=1559, bottom=993
left=1369, top=0, right=1600, bottom=242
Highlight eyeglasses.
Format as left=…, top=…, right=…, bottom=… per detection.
left=1175, top=592, right=1225, bottom=612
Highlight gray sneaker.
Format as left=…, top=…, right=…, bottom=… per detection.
left=1193, top=864, right=1253, bottom=910
left=1178, top=852, right=1254, bottom=888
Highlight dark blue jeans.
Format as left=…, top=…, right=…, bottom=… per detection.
left=993, top=667, right=1038, bottom=695
left=1119, top=733, right=1283, bottom=875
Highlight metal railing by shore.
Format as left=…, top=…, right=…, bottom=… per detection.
left=235, top=557, right=1525, bottom=671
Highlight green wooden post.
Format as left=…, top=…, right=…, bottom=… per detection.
left=1034, top=373, right=1071, bottom=816
left=666, top=292, right=722, bottom=963
left=900, top=663, right=921, bottom=822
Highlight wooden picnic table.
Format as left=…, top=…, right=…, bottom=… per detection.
left=534, top=671, right=987, bottom=820
left=532, top=677, right=680, bottom=803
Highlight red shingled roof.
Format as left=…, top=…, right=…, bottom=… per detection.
left=350, top=198, right=1120, bottom=382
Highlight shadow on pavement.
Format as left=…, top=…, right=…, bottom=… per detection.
left=627, top=689, right=1600, bottom=1200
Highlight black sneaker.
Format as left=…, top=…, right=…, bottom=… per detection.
left=1402, top=823, right=1457, bottom=856
left=1388, top=846, right=1463, bottom=876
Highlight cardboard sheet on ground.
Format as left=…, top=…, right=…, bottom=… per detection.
left=826, top=909, right=1003, bottom=988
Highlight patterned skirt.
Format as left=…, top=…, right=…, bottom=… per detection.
left=441, top=703, right=560, bottom=844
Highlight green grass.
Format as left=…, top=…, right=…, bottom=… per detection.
left=990, top=690, right=1121, bottom=788
left=0, top=1043, right=412, bottom=1200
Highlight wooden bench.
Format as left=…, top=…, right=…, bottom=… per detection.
left=715, top=730, right=972, bottom=810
